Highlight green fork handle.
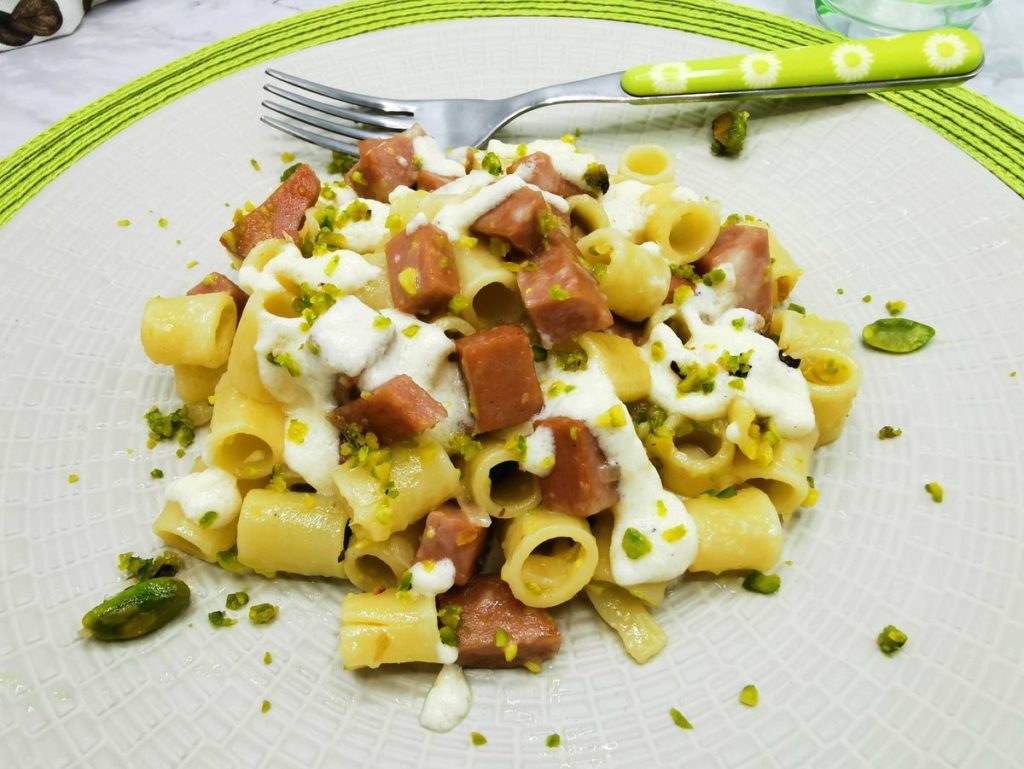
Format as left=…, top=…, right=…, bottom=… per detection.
left=620, top=28, right=983, bottom=96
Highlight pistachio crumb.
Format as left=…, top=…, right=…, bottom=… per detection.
left=739, top=684, right=759, bottom=707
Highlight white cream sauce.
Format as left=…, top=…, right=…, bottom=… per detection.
left=419, top=664, right=471, bottom=732
left=166, top=467, right=241, bottom=528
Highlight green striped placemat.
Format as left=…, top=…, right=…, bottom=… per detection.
left=0, top=0, right=1021, bottom=229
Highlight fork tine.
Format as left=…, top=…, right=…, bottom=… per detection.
left=260, top=116, right=360, bottom=157
left=266, top=68, right=415, bottom=114
left=263, top=101, right=395, bottom=143
left=264, top=84, right=415, bottom=132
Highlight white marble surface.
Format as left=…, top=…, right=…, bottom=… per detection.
left=0, top=0, right=1020, bottom=159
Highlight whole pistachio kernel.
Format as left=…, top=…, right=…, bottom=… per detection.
left=82, top=578, right=190, bottom=641
left=862, top=318, right=935, bottom=354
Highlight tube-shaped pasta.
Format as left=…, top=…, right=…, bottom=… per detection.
left=333, top=440, right=461, bottom=542
left=774, top=310, right=854, bottom=355
left=578, top=332, right=651, bottom=403
left=767, top=230, right=802, bottom=305
left=576, top=228, right=670, bottom=321
left=566, top=194, right=609, bottom=239
left=353, top=251, right=393, bottom=311
left=454, top=243, right=523, bottom=329
left=227, top=291, right=276, bottom=403
left=174, top=364, right=225, bottom=405
left=686, top=486, right=783, bottom=574
left=732, top=429, right=818, bottom=521
left=140, top=293, right=237, bottom=367
left=339, top=589, right=451, bottom=669
left=343, top=525, right=422, bottom=593
left=644, top=199, right=720, bottom=264
left=647, top=420, right=737, bottom=497
left=207, top=375, right=285, bottom=480
left=500, top=510, right=598, bottom=608
left=235, top=489, right=348, bottom=578
left=617, top=144, right=675, bottom=185
left=799, top=349, right=862, bottom=446
left=464, top=440, right=541, bottom=519
left=152, top=501, right=238, bottom=563
left=584, top=582, right=667, bottom=664
left=590, top=512, right=667, bottom=607
left=432, top=314, right=477, bottom=341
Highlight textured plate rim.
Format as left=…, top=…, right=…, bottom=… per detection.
left=0, top=0, right=1022, bottom=233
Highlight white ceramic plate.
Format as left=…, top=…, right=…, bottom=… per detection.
left=1, top=16, right=1022, bottom=769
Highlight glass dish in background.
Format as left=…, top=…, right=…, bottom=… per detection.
left=815, top=0, right=992, bottom=36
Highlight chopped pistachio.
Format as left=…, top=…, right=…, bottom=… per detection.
left=263, top=651, right=273, bottom=665
left=701, top=268, right=726, bottom=287
left=373, top=314, right=392, bottom=331
left=669, top=707, right=693, bottom=730
left=503, top=642, right=518, bottom=663
left=878, top=426, right=902, bottom=440
left=622, top=528, right=652, bottom=559
left=397, top=570, right=413, bottom=592
left=287, top=419, right=309, bottom=445
left=328, top=151, right=357, bottom=175
left=742, top=571, right=781, bottom=595
left=877, top=624, right=908, bottom=655
left=481, top=151, right=503, bottom=175
left=68, top=473, right=79, bottom=484
left=439, top=626, right=459, bottom=646
left=788, top=302, right=806, bottom=315
left=265, top=351, right=301, bottom=377
left=198, top=511, right=218, bottom=528
left=448, top=293, right=469, bottom=314
left=157, top=217, right=169, bottom=228
left=837, top=288, right=845, bottom=295
left=650, top=340, right=665, bottom=362
left=249, top=603, right=279, bottom=625
left=217, top=548, right=245, bottom=573
left=398, top=267, right=419, bottom=296
left=116, top=219, right=131, bottom=227
left=144, top=406, right=195, bottom=449
left=250, top=158, right=261, bottom=171
left=552, top=349, right=588, bottom=372
left=548, top=284, right=570, bottom=301
left=595, top=405, right=628, bottom=429
left=524, top=661, right=542, bottom=674
left=226, top=591, right=249, bottom=610
left=118, top=550, right=183, bottom=581
left=924, top=482, right=944, bottom=503
left=739, top=684, right=759, bottom=707
left=471, top=732, right=487, bottom=747
left=495, top=628, right=509, bottom=647
left=402, top=324, right=421, bottom=339
left=663, top=525, right=687, bottom=543
left=208, top=610, right=236, bottom=628
left=885, top=300, right=906, bottom=317
left=546, top=734, right=561, bottom=748
left=446, top=433, right=482, bottom=461
left=261, top=699, right=271, bottom=714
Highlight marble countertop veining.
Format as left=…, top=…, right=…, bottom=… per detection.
left=0, top=0, right=1020, bottom=159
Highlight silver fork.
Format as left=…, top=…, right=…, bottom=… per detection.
left=261, top=28, right=983, bottom=154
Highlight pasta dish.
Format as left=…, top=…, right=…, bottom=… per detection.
left=138, top=126, right=861, bottom=729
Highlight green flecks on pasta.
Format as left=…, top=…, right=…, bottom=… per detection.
left=924, top=482, right=944, bottom=503
left=622, top=528, right=652, bottom=559
left=739, top=684, right=759, bottom=707
left=669, top=708, right=693, bottom=730
left=287, top=419, right=309, bottom=445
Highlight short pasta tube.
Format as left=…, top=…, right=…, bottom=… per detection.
left=343, top=524, right=422, bottom=593
left=584, top=582, right=667, bottom=664
left=732, top=429, right=818, bottom=522
left=590, top=512, right=668, bottom=607
left=566, top=194, right=609, bottom=239
left=647, top=420, right=737, bottom=498
left=774, top=310, right=855, bottom=355
left=207, top=375, right=286, bottom=480
left=464, top=440, right=541, bottom=519
left=152, top=501, right=238, bottom=563
left=333, top=440, right=461, bottom=542
left=644, top=199, right=720, bottom=264
left=686, top=486, right=783, bottom=574
left=577, top=228, right=669, bottom=322
left=799, top=349, right=862, bottom=447
left=235, top=489, right=348, bottom=579
left=617, top=144, right=675, bottom=185
left=578, top=332, right=651, bottom=403
left=339, top=589, right=452, bottom=669
left=173, top=364, right=225, bottom=406
left=500, top=510, right=598, bottom=608
left=140, top=293, right=237, bottom=367
left=227, top=291, right=276, bottom=403
left=353, top=251, right=393, bottom=311
left=454, top=242, right=524, bottom=329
